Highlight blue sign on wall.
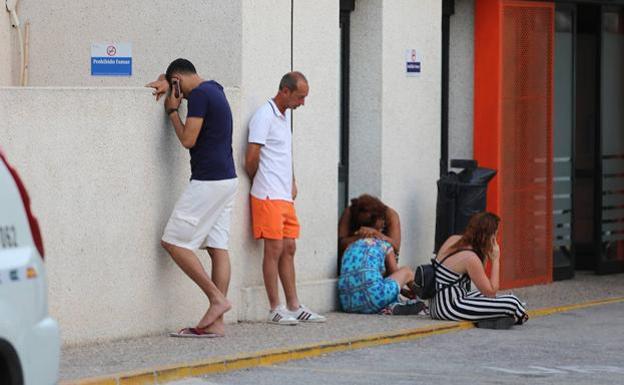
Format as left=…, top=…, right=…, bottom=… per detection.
left=405, top=49, right=422, bottom=77
left=91, top=43, right=132, bottom=76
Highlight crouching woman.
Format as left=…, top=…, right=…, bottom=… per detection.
left=430, top=212, right=528, bottom=325
left=338, top=196, right=413, bottom=314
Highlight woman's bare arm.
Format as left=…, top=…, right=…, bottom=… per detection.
left=465, top=252, right=498, bottom=297
left=384, top=249, right=400, bottom=275
left=383, top=207, right=401, bottom=255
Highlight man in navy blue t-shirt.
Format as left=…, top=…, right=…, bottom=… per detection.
left=147, top=58, right=237, bottom=338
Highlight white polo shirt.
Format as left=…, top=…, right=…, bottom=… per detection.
left=248, top=99, right=293, bottom=202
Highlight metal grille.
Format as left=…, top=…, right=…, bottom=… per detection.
left=499, top=2, right=554, bottom=288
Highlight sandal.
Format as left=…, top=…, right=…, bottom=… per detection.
left=169, top=327, right=223, bottom=338
left=400, top=288, right=417, bottom=300
left=391, top=300, right=427, bottom=316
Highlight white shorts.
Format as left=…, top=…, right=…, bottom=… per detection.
left=162, top=178, right=238, bottom=250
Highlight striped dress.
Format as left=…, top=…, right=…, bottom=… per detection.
left=429, top=257, right=528, bottom=323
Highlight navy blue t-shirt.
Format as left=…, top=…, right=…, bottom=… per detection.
left=186, top=81, right=236, bottom=181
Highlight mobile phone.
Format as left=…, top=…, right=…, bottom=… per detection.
left=172, top=79, right=180, bottom=98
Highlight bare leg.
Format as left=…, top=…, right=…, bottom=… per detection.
left=207, top=247, right=231, bottom=295
left=161, top=241, right=231, bottom=330
left=198, top=247, right=231, bottom=335
left=279, top=238, right=300, bottom=311
left=263, top=239, right=284, bottom=310
left=387, top=266, right=414, bottom=288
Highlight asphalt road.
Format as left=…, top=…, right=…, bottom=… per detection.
left=169, top=302, right=624, bottom=385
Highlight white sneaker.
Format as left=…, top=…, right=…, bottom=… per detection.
left=287, top=304, right=327, bottom=323
left=267, top=305, right=299, bottom=325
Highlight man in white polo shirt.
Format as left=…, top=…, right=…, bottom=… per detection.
left=245, top=72, right=326, bottom=325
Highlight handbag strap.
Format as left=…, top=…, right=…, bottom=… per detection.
left=437, top=248, right=474, bottom=265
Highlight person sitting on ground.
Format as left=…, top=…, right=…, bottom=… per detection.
left=339, top=194, right=420, bottom=300
left=338, top=194, right=401, bottom=264
left=337, top=195, right=417, bottom=314
left=430, top=212, right=528, bottom=326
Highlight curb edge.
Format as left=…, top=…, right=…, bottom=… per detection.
left=61, top=296, right=624, bottom=385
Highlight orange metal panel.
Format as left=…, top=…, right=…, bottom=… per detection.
left=474, top=0, right=503, bottom=217
left=474, top=0, right=554, bottom=289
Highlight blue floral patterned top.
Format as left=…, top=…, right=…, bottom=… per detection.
left=338, top=238, right=399, bottom=313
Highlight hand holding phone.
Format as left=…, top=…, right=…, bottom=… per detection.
left=164, top=78, right=181, bottom=114
left=172, top=79, right=180, bottom=98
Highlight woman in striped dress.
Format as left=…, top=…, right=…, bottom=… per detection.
left=430, top=212, right=528, bottom=325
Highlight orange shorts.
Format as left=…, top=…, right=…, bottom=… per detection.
left=250, top=195, right=300, bottom=240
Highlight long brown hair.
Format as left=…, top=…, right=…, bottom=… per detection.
left=451, top=212, right=500, bottom=262
left=349, top=194, right=387, bottom=233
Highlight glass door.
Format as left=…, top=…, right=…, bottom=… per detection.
left=553, top=4, right=575, bottom=280
left=598, top=6, right=624, bottom=274
left=573, top=4, right=601, bottom=270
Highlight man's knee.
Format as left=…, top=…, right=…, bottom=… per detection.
left=283, top=239, right=296, bottom=257
left=264, top=239, right=284, bottom=259
left=207, top=247, right=229, bottom=259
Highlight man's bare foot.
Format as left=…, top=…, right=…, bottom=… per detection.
left=197, top=317, right=225, bottom=336
left=197, top=299, right=231, bottom=330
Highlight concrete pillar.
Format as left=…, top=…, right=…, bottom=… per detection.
left=349, top=0, right=442, bottom=264
left=292, top=0, right=340, bottom=303
left=449, top=0, right=475, bottom=161
left=239, top=0, right=340, bottom=320
left=349, top=0, right=383, bottom=198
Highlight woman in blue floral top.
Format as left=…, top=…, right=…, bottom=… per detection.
left=338, top=195, right=415, bottom=313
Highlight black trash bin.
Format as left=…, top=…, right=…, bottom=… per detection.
left=434, top=159, right=497, bottom=253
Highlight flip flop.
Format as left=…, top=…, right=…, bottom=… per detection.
left=169, top=327, right=223, bottom=338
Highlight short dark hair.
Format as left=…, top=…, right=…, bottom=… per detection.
left=279, top=71, right=307, bottom=91
left=165, top=58, right=197, bottom=85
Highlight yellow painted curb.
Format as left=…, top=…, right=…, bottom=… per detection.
left=527, top=296, right=624, bottom=318
left=61, top=296, right=624, bottom=385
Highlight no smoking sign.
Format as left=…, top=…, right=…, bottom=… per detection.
left=91, top=42, right=132, bottom=76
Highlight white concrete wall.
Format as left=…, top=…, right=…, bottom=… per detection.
left=381, top=0, right=441, bottom=264
left=239, top=0, right=292, bottom=320
left=12, top=0, right=242, bottom=87
left=292, top=0, right=340, bottom=297
left=239, top=0, right=340, bottom=319
left=449, top=0, right=475, bottom=161
left=0, top=1, right=342, bottom=345
left=349, top=1, right=383, bottom=198
left=349, top=0, right=441, bottom=264
left=0, top=87, right=250, bottom=345
left=0, top=0, right=453, bottom=344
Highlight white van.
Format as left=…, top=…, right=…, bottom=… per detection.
left=0, top=149, right=60, bottom=385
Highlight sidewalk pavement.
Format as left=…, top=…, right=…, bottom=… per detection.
left=60, top=271, right=624, bottom=384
